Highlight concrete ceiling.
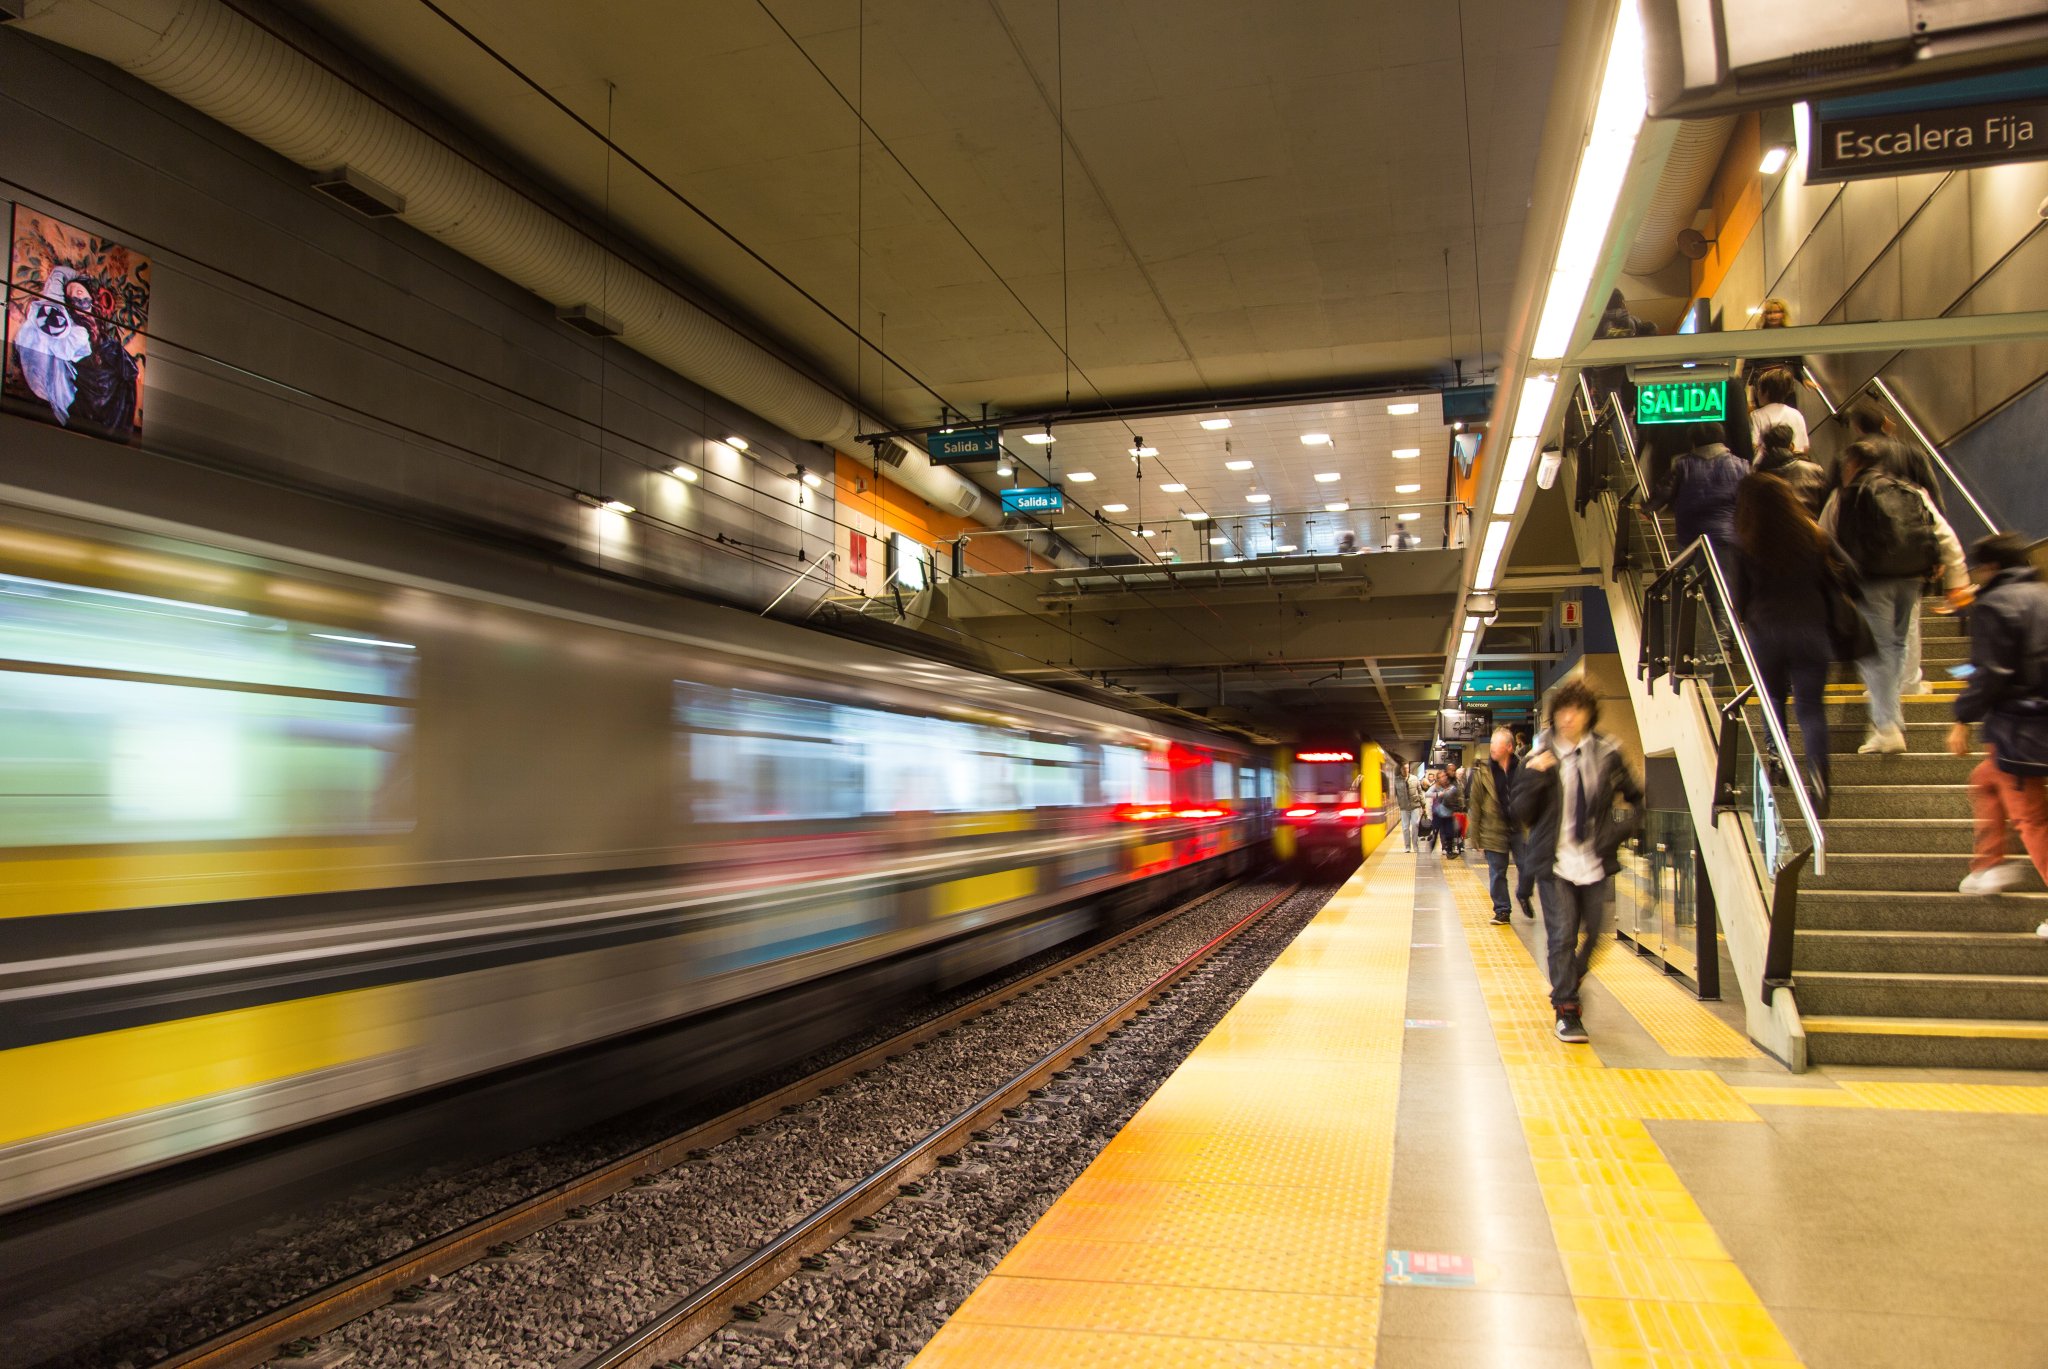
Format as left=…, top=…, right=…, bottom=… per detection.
left=288, top=0, right=1566, bottom=426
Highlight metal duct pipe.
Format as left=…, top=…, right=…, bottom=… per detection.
left=1623, top=115, right=1737, bottom=277
left=11, top=0, right=998, bottom=525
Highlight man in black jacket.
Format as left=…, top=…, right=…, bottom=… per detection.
left=1510, top=681, right=1645, bottom=1044
left=1947, top=534, right=2048, bottom=940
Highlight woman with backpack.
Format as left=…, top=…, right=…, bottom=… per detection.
left=1821, top=439, right=1968, bottom=754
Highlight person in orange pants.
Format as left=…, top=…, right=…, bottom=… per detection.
left=1947, top=533, right=2048, bottom=939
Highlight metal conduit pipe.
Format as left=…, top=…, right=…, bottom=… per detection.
left=11, top=0, right=1003, bottom=529
left=1623, top=115, right=1737, bottom=277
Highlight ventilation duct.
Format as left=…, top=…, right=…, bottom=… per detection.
left=1623, top=116, right=1737, bottom=278
left=9, top=0, right=1000, bottom=527
left=310, top=165, right=404, bottom=217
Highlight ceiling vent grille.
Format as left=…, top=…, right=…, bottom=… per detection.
left=873, top=440, right=910, bottom=469
left=311, top=166, right=405, bottom=218
left=555, top=304, right=624, bottom=338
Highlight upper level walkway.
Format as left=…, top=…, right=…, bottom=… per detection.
left=913, top=843, right=2048, bottom=1368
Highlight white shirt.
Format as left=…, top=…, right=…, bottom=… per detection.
left=1750, top=402, right=1810, bottom=454
left=1551, top=735, right=1607, bottom=887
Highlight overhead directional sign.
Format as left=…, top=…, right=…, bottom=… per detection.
left=1464, top=670, right=1533, bottom=697
left=926, top=426, right=1002, bottom=464
left=1000, top=486, right=1065, bottom=515
left=1809, top=67, right=2048, bottom=184
left=1637, top=378, right=1727, bottom=426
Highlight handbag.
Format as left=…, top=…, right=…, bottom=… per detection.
left=1821, top=554, right=1876, bottom=662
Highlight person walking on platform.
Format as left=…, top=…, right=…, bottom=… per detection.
left=1947, top=534, right=2048, bottom=939
left=1470, top=727, right=1533, bottom=923
left=1822, top=439, right=1968, bottom=754
left=1426, top=769, right=1462, bottom=858
left=1393, top=761, right=1423, bottom=852
left=1511, top=681, right=1645, bottom=1044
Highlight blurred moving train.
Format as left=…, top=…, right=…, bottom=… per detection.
left=0, top=500, right=1273, bottom=1212
left=1277, top=743, right=1374, bottom=866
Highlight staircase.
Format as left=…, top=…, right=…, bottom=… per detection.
left=1781, top=605, right=2048, bottom=1068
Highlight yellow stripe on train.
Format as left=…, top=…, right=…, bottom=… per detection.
left=0, top=985, right=416, bottom=1147
left=0, top=843, right=408, bottom=919
left=930, top=867, right=1037, bottom=920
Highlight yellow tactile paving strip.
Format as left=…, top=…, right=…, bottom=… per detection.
left=1589, top=937, right=1762, bottom=1060
left=910, top=847, right=1413, bottom=1367
left=1445, top=864, right=1804, bottom=1367
left=1728, top=1080, right=2048, bottom=1114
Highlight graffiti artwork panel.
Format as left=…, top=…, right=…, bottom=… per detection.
left=4, top=206, right=149, bottom=441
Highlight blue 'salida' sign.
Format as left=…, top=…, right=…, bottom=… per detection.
left=1001, top=486, right=1065, bottom=515
left=926, top=427, right=1002, bottom=463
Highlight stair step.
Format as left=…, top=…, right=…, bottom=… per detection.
left=1805, top=853, right=2045, bottom=893
left=1816, top=785, right=1971, bottom=819
left=1798, top=887, right=2048, bottom=933
left=1795, top=968, right=2048, bottom=1019
left=1825, top=751, right=1977, bottom=785
left=1818, top=819, right=1975, bottom=854
left=1796, top=722, right=1953, bottom=754
left=1800, top=699, right=1962, bottom=727
left=1803, top=1015, right=2048, bottom=1069
left=1793, top=928, right=2048, bottom=975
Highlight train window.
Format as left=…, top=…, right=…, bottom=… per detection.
left=1101, top=744, right=1150, bottom=806
left=0, top=573, right=414, bottom=845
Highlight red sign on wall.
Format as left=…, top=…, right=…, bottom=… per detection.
left=848, top=530, right=868, bottom=579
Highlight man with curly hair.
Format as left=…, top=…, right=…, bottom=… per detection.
left=1510, top=680, right=1644, bottom=1044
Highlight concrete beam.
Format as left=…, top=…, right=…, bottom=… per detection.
left=1572, top=310, right=2048, bottom=368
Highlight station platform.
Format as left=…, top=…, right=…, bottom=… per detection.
left=912, top=844, right=2048, bottom=1368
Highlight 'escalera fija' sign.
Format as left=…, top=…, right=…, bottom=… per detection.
left=1809, top=100, right=2048, bottom=183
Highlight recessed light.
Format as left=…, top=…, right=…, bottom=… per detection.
left=1184, top=510, right=1210, bottom=520
left=1275, top=544, right=1297, bottom=553
left=1314, top=472, right=1341, bottom=483
left=1325, top=501, right=1350, bottom=512
left=601, top=498, right=635, bottom=514
left=1159, top=482, right=1186, bottom=493
left=1387, top=402, right=1419, bottom=416
left=1398, top=512, right=1421, bottom=521
left=1137, top=528, right=1156, bottom=538
left=671, top=465, right=699, bottom=483
left=1246, top=492, right=1271, bottom=504
left=1068, top=471, right=1097, bottom=482
left=1129, top=445, right=1159, bottom=457
left=1759, top=145, right=1790, bottom=175
left=1395, top=482, right=1422, bottom=494
left=1300, top=433, right=1332, bottom=446
left=1024, top=430, right=1056, bottom=444
left=1393, top=447, right=1420, bottom=459
left=724, top=434, right=750, bottom=450
left=1224, top=459, right=1254, bottom=472
left=1103, top=503, right=1129, bottom=513
left=1224, top=555, right=1241, bottom=562
left=1208, top=535, right=1228, bottom=545
left=996, top=462, right=1014, bottom=476
left=1199, top=417, right=1233, bottom=430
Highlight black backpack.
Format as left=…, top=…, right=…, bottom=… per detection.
left=1836, top=473, right=1938, bottom=578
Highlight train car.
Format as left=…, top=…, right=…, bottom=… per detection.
left=1277, top=741, right=1384, bottom=867
left=0, top=499, right=1271, bottom=1212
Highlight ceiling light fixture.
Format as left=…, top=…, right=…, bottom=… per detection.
left=1129, top=443, right=1159, bottom=457
left=1395, top=482, right=1422, bottom=494
left=1387, top=402, right=1419, bottom=416
left=996, top=461, right=1014, bottom=476
left=1392, top=447, right=1420, bottom=459
left=1473, top=520, right=1511, bottom=591
left=600, top=497, right=635, bottom=514
left=1246, top=492, right=1271, bottom=504
left=802, top=470, right=823, bottom=489
left=1300, top=433, right=1332, bottom=446
left=1199, top=416, right=1233, bottom=431
left=1102, top=503, right=1129, bottom=513
left=1397, top=512, right=1421, bottom=522
left=1325, top=501, right=1350, bottom=512
left=1160, top=482, right=1186, bottom=493
left=1024, top=426, right=1056, bottom=445
left=1225, top=459, right=1254, bottom=472
left=1208, top=535, right=1228, bottom=545
left=1184, top=510, right=1210, bottom=521
left=1275, top=544, right=1297, bottom=553
left=1529, top=0, right=1646, bottom=359
left=1067, top=471, right=1097, bottom=482
left=671, top=465, right=699, bottom=483
left=1759, top=145, right=1790, bottom=175
left=1314, top=472, right=1341, bottom=483
left=724, top=435, right=749, bottom=451
left=1137, top=528, right=1156, bottom=538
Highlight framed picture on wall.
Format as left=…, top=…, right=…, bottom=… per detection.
left=4, top=206, right=149, bottom=442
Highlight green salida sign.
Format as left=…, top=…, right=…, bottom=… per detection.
left=1637, top=378, right=1727, bottom=426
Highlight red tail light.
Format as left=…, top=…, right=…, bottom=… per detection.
left=1175, top=806, right=1227, bottom=819
left=1114, top=803, right=1172, bottom=822
left=1284, top=806, right=1318, bottom=820
left=1338, top=806, right=1366, bottom=819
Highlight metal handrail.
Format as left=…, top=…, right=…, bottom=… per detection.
left=1574, top=375, right=1673, bottom=569
left=1646, top=536, right=1829, bottom=879
left=1802, top=365, right=1999, bottom=536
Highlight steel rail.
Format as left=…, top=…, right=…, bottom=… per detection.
left=577, top=881, right=1306, bottom=1369
left=158, top=875, right=1270, bottom=1369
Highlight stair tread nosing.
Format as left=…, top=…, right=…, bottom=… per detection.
left=1802, top=1014, right=2048, bottom=1038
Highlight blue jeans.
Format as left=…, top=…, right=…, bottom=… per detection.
left=1540, top=874, right=1609, bottom=1009
left=1855, top=576, right=1922, bottom=733
left=1399, top=809, right=1420, bottom=850
left=1484, top=850, right=1512, bottom=916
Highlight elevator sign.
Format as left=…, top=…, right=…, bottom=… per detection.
left=1636, top=378, right=1727, bottom=426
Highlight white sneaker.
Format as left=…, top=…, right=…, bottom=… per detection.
left=1959, top=863, right=2022, bottom=897
left=1902, top=676, right=1928, bottom=697
left=2037, top=920, right=2048, bottom=939
left=1857, top=727, right=1907, bottom=755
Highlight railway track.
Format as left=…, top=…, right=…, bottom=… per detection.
left=163, top=876, right=1299, bottom=1369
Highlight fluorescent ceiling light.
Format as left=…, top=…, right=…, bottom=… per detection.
left=1102, top=502, right=1128, bottom=513
left=1137, top=528, right=1156, bottom=538
left=1492, top=478, right=1526, bottom=517
left=1300, top=432, right=1332, bottom=445
left=1462, top=615, right=1482, bottom=634
left=1275, top=544, right=1297, bottom=554
left=1512, top=374, right=1557, bottom=440
left=1392, top=447, right=1420, bottom=460
left=1199, top=417, right=1233, bottom=430
left=1492, top=432, right=1540, bottom=516
left=671, top=464, right=699, bottom=483
left=1529, top=0, right=1647, bottom=359
left=1208, top=535, right=1228, bottom=545
left=1224, top=556, right=1241, bottom=562
left=1246, top=492, right=1271, bottom=504
left=724, top=435, right=749, bottom=451
left=1474, top=520, right=1511, bottom=590
left=1159, top=482, right=1186, bottom=493
left=601, top=498, right=635, bottom=514
left=1023, top=430, right=1056, bottom=444
left=1129, top=444, right=1159, bottom=456
left=1395, top=482, right=1421, bottom=494
left=1314, top=471, right=1341, bottom=483
left=1184, top=510, right=1210, bottom=520
left=1398, top=512, right=1421, bottom=522
left=1325, top=501, right=1350, bottom=512
left=1067, top=471, right=1097, bottom=482
left=1225, top=459, right=1254, bottom=471
left=1759, top=145, right=1790, bottom=175
left=1387, top=402, right=1420, bottom=416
